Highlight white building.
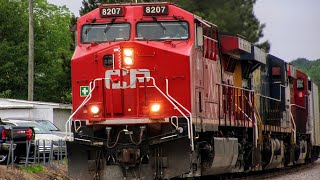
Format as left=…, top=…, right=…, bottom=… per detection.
left=0, top=98, right=71, bottom=131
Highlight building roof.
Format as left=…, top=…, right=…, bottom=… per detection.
left=0, top=98, right=72, bottom=109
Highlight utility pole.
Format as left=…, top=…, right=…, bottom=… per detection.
left=28, top=0, right=34, bottom=101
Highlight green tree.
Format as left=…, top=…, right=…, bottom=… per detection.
left=291, top=58, right=320, bottom=87
left=164, top=0, right=270, bottom=51
left=33, top=0, right=74, bottom=103
left=0, top=0, right=73, bottom=103
left=80, top=0, right=100, bottom=16
left=0, top=0, right=29, bottom=99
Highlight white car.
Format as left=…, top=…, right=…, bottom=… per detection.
left=34, top=119, right=72, bottom=139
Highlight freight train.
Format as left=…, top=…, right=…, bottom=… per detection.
left=65, top=2, right=320, bottom=179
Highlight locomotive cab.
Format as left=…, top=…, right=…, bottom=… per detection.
left=72, top=3, right=195, bottom=122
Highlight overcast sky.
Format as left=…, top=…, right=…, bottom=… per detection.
left=48, top=0, right=320, bottom=62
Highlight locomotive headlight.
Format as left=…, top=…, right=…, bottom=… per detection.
left=151, top=103, right=161, bottom=113
left=90, top=105, right=100, bottom=114
left=124, top=57, right=134, bottom=65
left=123, top=48, right=133, bottom=56
left=123, top=48, right=134, bottom=65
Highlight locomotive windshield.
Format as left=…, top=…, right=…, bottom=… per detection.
left=81, top=23, right=130, bottom=43
left=136, top=21, right=189, bottom=40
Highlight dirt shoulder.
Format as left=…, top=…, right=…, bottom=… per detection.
left=0, top=163, right=73, bottom=180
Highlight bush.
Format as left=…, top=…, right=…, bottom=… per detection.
left=20, top=164, right=44, bottom=173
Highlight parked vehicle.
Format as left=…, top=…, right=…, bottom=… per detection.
left=0, top=124, right=16, bottom=164
left=0, top=119, right=34, bottom=164
left=2, top=119, right=66, bottom=159
left=34, top=119, right=69, bottom=139
left=35, top=119, right=60, bottom=131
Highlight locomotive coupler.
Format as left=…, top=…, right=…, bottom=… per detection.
left=116, top=148, right=141, bottom=166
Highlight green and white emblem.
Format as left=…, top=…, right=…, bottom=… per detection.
left=80, top=86, right=90, bottom=97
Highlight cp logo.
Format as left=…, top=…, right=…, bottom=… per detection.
left=105, top=69, right=151, bottom=89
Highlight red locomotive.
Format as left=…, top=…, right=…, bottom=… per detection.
left=66, top=2, right=320, bottom=179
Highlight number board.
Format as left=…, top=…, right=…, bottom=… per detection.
left=100, top=7, right=124, bottom=17
left=143, top=5, right=168, bottom=16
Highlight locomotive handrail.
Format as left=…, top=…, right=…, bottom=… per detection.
left=65, top=76, right=194, bottom=150
left=66, top=75, right=147, bottom=138
left=236, top=88, right=261, bottom=148
left=253, top=107, right=263, bottom=147
left=65, top=78, right=111, bottom=141
left=256, top=84, right=287, bottom=102
left=216, top=83, right=254, bottom=92
left=290, top=103, right=305, bottom=109
left=65, top=76, right=146, bottom=140
left=289, top=104, right=305, bottom=145
left=234, top=103, right=253, bottom=122
left=256, top=94, right=281, bottom=102
left=203, top=35, right=218, bottom=42
left=165, top=79, right=194, bottom=151
left=217, top=83, right=258, bottom=148
left=138, top=77, right=194, bottom=150
left=194, top=15, right=218, bottom=28
left=170, top=116, right=179, bottom=130
left=245, top=94, right=261, bottom=148
left=217, top=83, right=254, bottom=126
left=289, top=110, right=296, bottom=145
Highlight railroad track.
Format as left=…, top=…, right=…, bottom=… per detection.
left=224, top=160, right=320, bottom=180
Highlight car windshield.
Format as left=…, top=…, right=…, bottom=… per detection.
left=81, top=23, right=130, bottom=43
left=136, top=21, right=189, bottom=40
left=36, top=120, right=60, bottom=131
left=12, top=121, right=50, bottom=134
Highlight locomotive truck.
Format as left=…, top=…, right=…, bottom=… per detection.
left=66, top=2, right=320, bottom=179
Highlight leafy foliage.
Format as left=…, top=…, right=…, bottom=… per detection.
left=0, top=0, right=73, bottom=103
left=171, top=0, right=270, bottom=51
left=80, top=0, right=100, bottom=16
left=0, top=0, right=29, bottom=99
left=291, top=58, right=320, bottom=87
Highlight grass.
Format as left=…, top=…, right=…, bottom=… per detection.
left=20, top=164, right=45, bottom=173
left=61, top=157, right=68, bottom=165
